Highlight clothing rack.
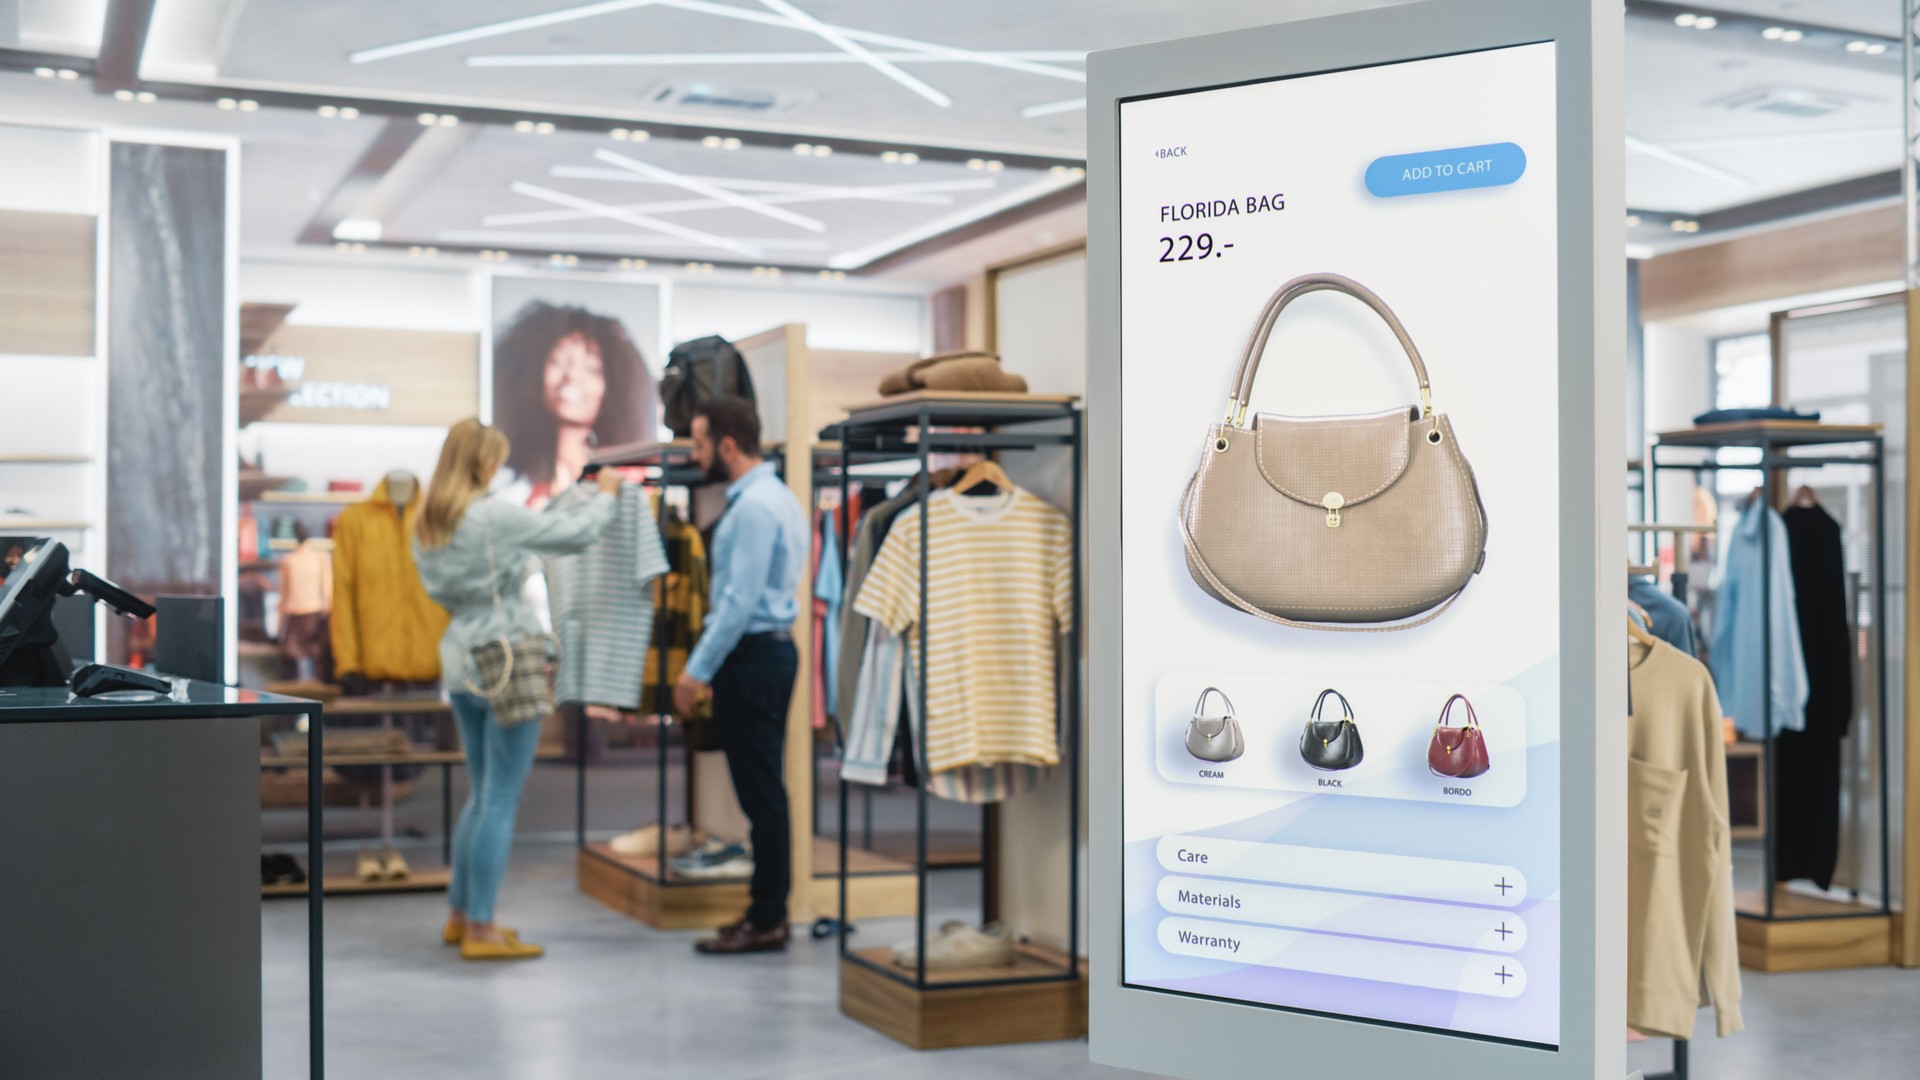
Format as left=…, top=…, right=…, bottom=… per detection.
left=576, top=440, right=713, bottom=891
left=1625, top=524, right=1711, bottom=1080
left=823, top=394, right=1084, bottom=1001
left=1648, top=423, right=1890, bottom=941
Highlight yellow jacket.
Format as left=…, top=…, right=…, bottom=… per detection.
left=1627, top=637, right=1743, bottom=1040
left=330, top=478, right=448, bottom=682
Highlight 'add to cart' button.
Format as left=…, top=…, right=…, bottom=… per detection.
left=1365, top=142, right=1527, bottom=198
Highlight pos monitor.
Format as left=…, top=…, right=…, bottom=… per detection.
left=0, top=539, right=158, bottom=687
left=1085, top=1, right=1625, bottom=1078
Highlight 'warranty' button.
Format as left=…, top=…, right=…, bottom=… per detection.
left=1365, top=142, right=1527, bottom=198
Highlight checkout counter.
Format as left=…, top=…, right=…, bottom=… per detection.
left=0, top=539, right=325, bottom=1078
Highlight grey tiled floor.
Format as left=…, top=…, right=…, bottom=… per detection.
left=264, top=838, right=1920, bottom=1079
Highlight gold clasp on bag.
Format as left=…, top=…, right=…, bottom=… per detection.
left=1322, top=492, right=1344, bottom=528
left=1420, top=387, right=1434, bottom=419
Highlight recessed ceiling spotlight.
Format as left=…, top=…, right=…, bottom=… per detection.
left=1625, top=214, right=1642, bottom=227
left=1762, top=26, right=1785, bottom=40
left=794, top=143, right=814, bottom=155
left=32, top=67, right=53, bottom=78
left=350, top=242, right=366, bottom=253
left=610, top=128, right=629, bottom=140
left=535, top=121, right=555, bottom=134
left=965, top=158, right=986, bottom=170
left=418, top=112, right=439, bottom=125
left=408, top=246, right=424, bottom=256
left=136, top=91, right=157, bottom=103
left=514, top=120, right=535, bottom=132
left=1049, top=164, right=1067, bottom=175
left=425, top=246, right=438, bottom=256
left=1068, top=166, right=1086, bottom=178
left=238, top=99, right=259, bottom=112
left=813, top=145, right=831, bottom=157
left=438, top=114, right=459, bottom=126
left=1780, top=29, right=1803, bottom=42
left=1846, top=40, right=1869, bottom=52
left=318, top=105, right=338, bottom=118
left=985, top=159, right=1004, bottom=171
left=899, top=152, right=918, bottom=164
left=57, top=69, right=77, bottom=80
left=1864, top=43, right=1888, bottom=56
left=881, top=151, right=900, bottom=163
left=702, top=135, right=723, bottom=148
left=721, top=137, right=741, bottom=150
left=1669, top=219, right=1700, bottom=234
left=113, top=90, right=134, bottom=102
left=335, top=241, right=351, bottom=252
left=617, top=257, right=646, bottom=269
left=339, top=106, right=359, bottom=119
left=1693, top=16, right=1716, bottom=29
left=1673, top=13, right=1697, bottom=27
left=817, top=269, right=846, bottom=281
left=217, top=97, right=238, bottom=110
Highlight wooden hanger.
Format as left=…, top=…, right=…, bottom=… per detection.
left=1627, top=613, right=1658, bottom=648
left=955, top=457, right=1012, bottom=495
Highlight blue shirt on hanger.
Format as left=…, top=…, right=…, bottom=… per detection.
left=1709, top=497, right=1808, bottom=739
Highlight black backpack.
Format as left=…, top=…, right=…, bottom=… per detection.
left=660, top=335, right=756, bottom=438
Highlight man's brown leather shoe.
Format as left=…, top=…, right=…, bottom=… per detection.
left=694, top=920, right=789, bottom=954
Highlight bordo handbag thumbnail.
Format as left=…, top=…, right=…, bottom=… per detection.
left=1185, top=686, right=1245, bottom=763
left=1299, top=688, right=1363, bottom=772
left=1178, top=273, right=1489, bottom=630
left=1427, top=693, right=1491, bottom=779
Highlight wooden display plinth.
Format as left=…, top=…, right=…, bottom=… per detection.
left=839, top=945, right=1087, bottom=1050
left=1735, top=887, right=1893, bottom=971
left=262, top=866, right=451, bottom=898
left=577, top=844, right=750, bottom=930
left=810, top=838, right=918, bottom=921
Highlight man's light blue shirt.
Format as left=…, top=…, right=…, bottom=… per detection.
left=685, top=460, right=808, bottom=684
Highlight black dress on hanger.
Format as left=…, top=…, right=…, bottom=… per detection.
left=1776, top=502, right=1853, bottom=889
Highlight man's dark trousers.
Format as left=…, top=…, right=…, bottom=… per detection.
left=711, top=631, right=799, bottom=929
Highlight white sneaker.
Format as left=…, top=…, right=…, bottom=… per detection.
left=891, top=920, right=1016, bottom=971
left=610, top=822, right=700, bottom=858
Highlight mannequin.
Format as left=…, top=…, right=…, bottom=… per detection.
left=384, top=470, right=419, bottom=509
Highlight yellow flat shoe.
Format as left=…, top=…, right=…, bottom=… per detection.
left=442, top=919, right=464, bottom=946
left=461, top=931, right=543, bottom=961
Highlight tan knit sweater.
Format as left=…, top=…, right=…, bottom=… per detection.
left=1627, top=636, right=1744, bottom=1039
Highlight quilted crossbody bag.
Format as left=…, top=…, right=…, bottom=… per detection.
left=463, top=503, right=558, bottom=728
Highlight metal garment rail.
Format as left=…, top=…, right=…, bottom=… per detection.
left=1647, top=429, right=1891, bottom=925
left=308, top=702, right=325, bottom=1078
left=574, top=447, right=711, bottom=887
left=828, top=398, right=1084, bottom=992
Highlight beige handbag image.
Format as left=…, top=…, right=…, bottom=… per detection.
left=1184, top=687, right=1245, bottom=763
left=1179, top=273, right=1488, bottom=630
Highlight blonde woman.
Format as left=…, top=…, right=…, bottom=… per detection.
left=414, top=418, right=621, bottom=959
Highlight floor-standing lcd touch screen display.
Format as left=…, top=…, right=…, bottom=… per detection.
left=1119, top=42, right=1561, bottom=1048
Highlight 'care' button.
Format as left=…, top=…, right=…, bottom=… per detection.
left=1365, top=142, right=1527, bottom=198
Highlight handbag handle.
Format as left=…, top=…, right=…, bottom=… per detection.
left=1192, top=686, right=1234, bottom=719
left=462, top=500, right=515, bottom=698
left=1437, top=693, right=1479, bottom=728
left=1224, top=273, right=1433, bottom=428
left=1309, top=688, right=1354, bottom=722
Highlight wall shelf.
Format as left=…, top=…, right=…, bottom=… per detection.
left=0, top=519, right=91, bottom=531
left=0, top=454, right=92, bottom=464
left=255, top=491, right=364, bottom=505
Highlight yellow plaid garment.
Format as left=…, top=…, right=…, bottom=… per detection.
left=638, top=508, right=710, bottom=719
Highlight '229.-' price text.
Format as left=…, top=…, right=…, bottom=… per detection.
left=1157, top=233, right=1232, bottom=263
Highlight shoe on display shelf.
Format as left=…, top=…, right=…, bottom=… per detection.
left=609, top=822, right=702, bottom=859
left=891, top=920, right=1017, bottom=971
left=668, top=839, right=753, bottom=880
left=377, top=847, right=410, bottom=881
left=355, top=848, right=382, bottom=883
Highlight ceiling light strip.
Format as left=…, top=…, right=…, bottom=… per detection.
left=1623, top=134, right=1750, bottom=188
left=509, top=180, right=764, bottom=256
left=466, top=50, right=1088, bottom=67
left=349, top=0, right=665, bottom=63
left=439, top=230, right=831, bottom=250
left=754, top=0, right=951, bottom=107
left=825, top=173, right=1083, bottom=270
left=592, top=147, right=829, bottom=231
left=1021, top=97, right=1087, bottom=118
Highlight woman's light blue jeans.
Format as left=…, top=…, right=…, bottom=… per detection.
left=448, top=692, right=542, bottom=923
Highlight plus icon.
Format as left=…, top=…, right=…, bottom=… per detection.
left=1494, top=877, right=1514, bottom=897
left=1495, top=922, right=1514, bottom=941
left=1495, top=966, right=1514, bottom=985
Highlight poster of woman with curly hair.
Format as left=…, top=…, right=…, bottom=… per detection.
left=490, top=277, right=664, bottom=507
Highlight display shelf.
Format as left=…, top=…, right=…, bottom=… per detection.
left=237, top=640, right=278, bottom=659
left=1655, top=420, right=1883, bottom=450
left=840, top=943, right=1087, bottom=1050
left=262, top=866, right=452, bottom=899
left=0, top=453, right=91, bottom=464
left=577, top=843, right=752, bottom=930
left=0, top=518, right=90, bottom=530
left=255, top=490, right=364, bottom=505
